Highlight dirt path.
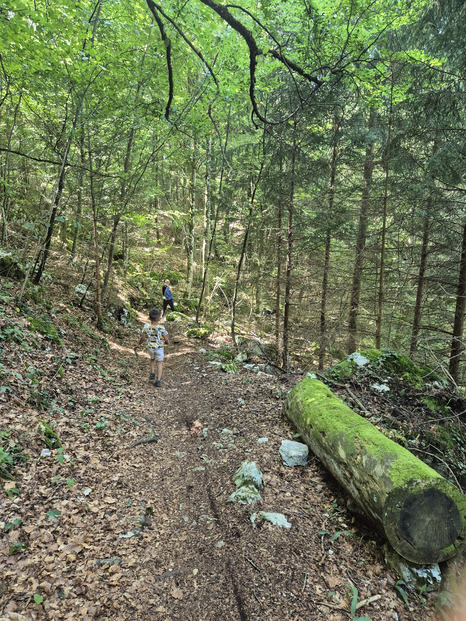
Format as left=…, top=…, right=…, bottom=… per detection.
left=1, top=319, right=439, bottom=620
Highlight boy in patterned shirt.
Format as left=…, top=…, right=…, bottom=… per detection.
left=135, top=309, right=169, bottom=387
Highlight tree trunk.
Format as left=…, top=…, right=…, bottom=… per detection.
left=1, top=92, right=22, bottom=246
left=348, top=113, right=375, bottom=353
left=319, top=116, right=339, bottom=369
left=185, top=147, right=196, bottom=296
left=282, top=124, right=297, bottom=370
left=196, top=105, right=231, bottom=324
left=319, top=231, right=331, bottom=371
left=231, top=165, right=263, bottom=347
left=449, top=221, right=466, bottom=383
left=101, top=213, right=120, bottom=299
left=284, top=377, right=466, bottom=564
left=203, top=135, right=212, bottom=278
left=275, top=155, right=283, bottom=365
left=87, top=128, right=103, bottom=329
left=410, top=212, right=431, bottom=356
left=33, top=141, right=71, bottom=284
left=375, top=78, right=393, bottom=349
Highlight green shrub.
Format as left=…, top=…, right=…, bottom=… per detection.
left=0, top=430, right=27, bottom=480
left=28, top=316, right=62, bottom=344
left=187, top=327, right=211, bottom=339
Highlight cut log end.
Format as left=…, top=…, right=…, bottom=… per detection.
left=383, top=481, right=466, bottom=564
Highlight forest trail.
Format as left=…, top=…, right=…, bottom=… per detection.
left=1, top=318, right=438, bottom=621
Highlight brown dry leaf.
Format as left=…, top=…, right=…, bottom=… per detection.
left=171, top=587, right=183, bottom=600
left=190, top=420, right=203, bottom=435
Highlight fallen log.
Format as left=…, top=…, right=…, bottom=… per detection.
left=283, top=377, right=466, bottom=564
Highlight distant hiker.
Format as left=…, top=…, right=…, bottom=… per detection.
left=162, top=279, right=175, bottom=316
left=135, top=308, right=169, bottom=387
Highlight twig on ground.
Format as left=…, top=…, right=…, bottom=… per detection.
left=302, top=572, right=308, bottom=592
left=129, top=435, right=159, bottom=448
left=245, top=556, right=261, bottom=572
left=345, top=386, right=371, bottom=416
left=355, top=594, right=381, bottom=610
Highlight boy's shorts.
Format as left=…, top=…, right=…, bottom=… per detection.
left=149, top=347, right=164, bottom=361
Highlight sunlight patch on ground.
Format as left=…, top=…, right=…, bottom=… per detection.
left=107, top=339, right=138, bottom=355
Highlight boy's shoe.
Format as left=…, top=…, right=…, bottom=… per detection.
left=154, top=379, right=162, bottom=387
left=149, top=373, right=156, bottom=380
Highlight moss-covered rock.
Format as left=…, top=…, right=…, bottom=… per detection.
left=326, top=359, right=357, bottom=380
left=186, top=327, right=211, bottom=339
left=166, top=311, right=190, bottom=322
left=37, top=419, right=62, bottom=449
left=0, top=254, right=25, bottom=280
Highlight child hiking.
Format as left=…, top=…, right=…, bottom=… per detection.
left=135, top=308, right=169, bottom=387
left=161, top=279, right=175, bottom=317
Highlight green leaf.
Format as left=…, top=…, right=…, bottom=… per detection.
left=6, top=518, right=22, bottom=531
left=34, top=594, right=44, bottom=604
left=46, top=509, right=62, bottom=521
left=66, top=478, right=76, bottom=487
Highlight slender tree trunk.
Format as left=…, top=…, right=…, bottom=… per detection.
left=33, top=133, right=73, bottom=284
left=410, top=212, right=431, bottom=356
left=319, top=116, right=339, bottom=369
left=283, top=124, right=297, bottom=370
left=231, top=165, right=263, bottom=347
left=375, top=76, right=394, bottom=349
left=275, top=156, right=283, bottom=364
left=185, top=146, right=196, bottom=296
left=348, top=113, right=376, bottom=353
left=33, top=0, right=104, bottom=283
left=448, top=221, right=466, bottom=383
left=319, top=231, right=332, bottom=370
left=1, top=92, right=22, bottom=245
left=196, top=105, right=232, bottom=323
left=155, top=163, right=160, bottom=241
left=102, top=214, right=121, bottom=298
left=410, top=138, right=438, bottom=356
left=87, top=129, right=103, bottom=328
left=203, top=135, right=212, bottom=277
left=70, top=128, right=85, bottom=261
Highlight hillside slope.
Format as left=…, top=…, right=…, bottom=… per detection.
left=0, top=281, right=461, bottom=620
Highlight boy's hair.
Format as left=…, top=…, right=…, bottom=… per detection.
left=149, top=308, right=161, bottom=321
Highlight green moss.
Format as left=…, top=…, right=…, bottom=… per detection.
left=37, top=419, right=62, bottom=449
left=28, top=317, right=62, bottom=344
left=165, top=311, right=190, bottom=322
left=433, top=425, right=456, bottom=451
left=0, top=254, right=25, bottom=280
left=359, top=349, right=382, bottom=362
left=325, top=359, right=357, bottom=380
left=286, top=378, right=444, bottom=490
left=373, top=350, right=428, bottom=388
left=205, top=345, right=235, bottom=363
left=421, top=396, right=449, bottom=415
left=186, top=327, right=211, bottom=339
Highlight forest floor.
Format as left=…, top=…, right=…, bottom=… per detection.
left=0, top=301, right=462, bottom=620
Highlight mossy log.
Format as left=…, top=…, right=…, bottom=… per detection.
left=284, top=378, right=466, bottom=564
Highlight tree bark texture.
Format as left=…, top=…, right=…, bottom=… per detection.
left=284, top=377, right=466, bottom=564
left=348, top=114, right=375, bottom=353
left=410, top=213, right=430, bottom=356
left=376, top=77, right=393, bottom=349
left=282, top=125, right=296, bottom=370
left=449, top=221, right=466, bottom=383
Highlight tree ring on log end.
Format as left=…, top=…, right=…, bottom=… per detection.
left=383, top=481, right=465, bottom=564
